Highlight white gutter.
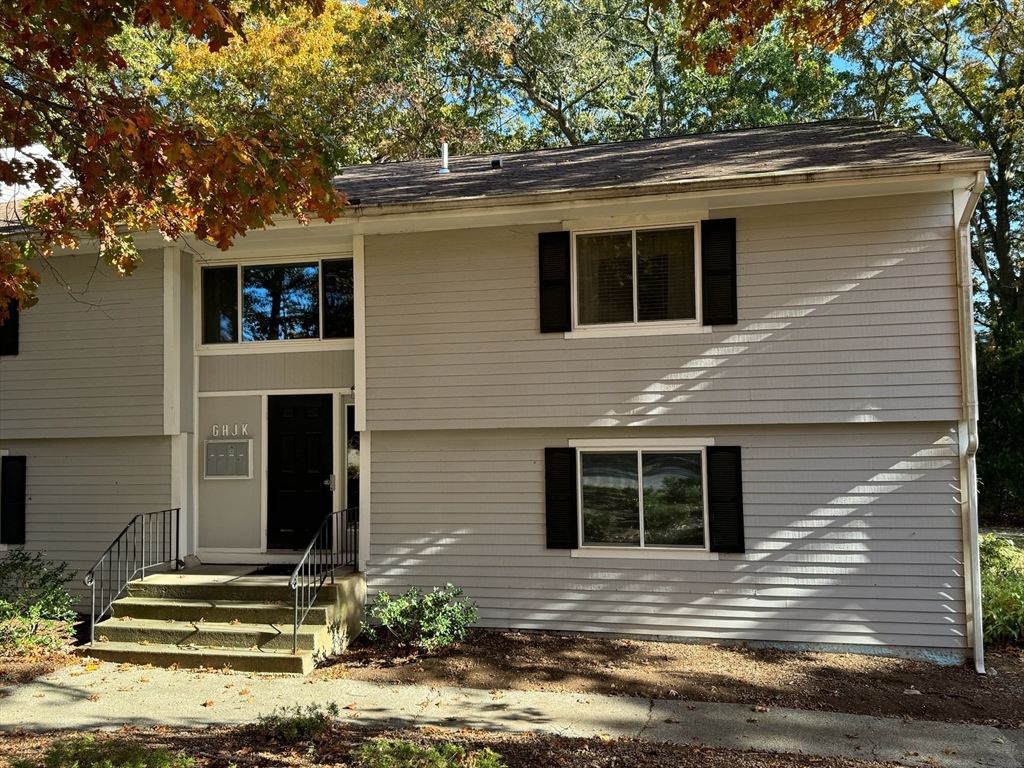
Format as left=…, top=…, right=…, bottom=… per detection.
left=955, top=169, right=985, bottom=674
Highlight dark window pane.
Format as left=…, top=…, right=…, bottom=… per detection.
left=577, top=232, right=633, bottom=325
left=323, top=259, right=354, bottom=339
left=637, top=228, right=696, bottom=322
left=202, top=267, right=238, bottom=344
left=581, top=452, right=640, bottom=546
left=642, top=452, right=704, bottom=547
left=242, top=263, right=320, bottom=341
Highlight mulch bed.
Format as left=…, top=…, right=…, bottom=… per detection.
left=318, top=630, right=1024, bottom=729
left=0, top=724, right=905, bottom=768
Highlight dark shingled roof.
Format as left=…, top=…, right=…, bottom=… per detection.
left=334, top=119, right=988, bottom=209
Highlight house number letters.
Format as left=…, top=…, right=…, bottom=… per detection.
left=211, top=423, right=249, bottom=437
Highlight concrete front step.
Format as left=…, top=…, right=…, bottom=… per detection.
left=111, top=597, right=331, bottom=625
left=128, top=576, right=296, bottom=603
left=93, top=617, right=328, bottom=651
left=79, top=570, right=366, bottom=675
left=79, top=641, right=315, bottom=674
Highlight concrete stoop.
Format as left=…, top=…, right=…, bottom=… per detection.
left=79, top=571, right=365, bottom=675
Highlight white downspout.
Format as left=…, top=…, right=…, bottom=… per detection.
left=955, top=170, right=986, bottom=674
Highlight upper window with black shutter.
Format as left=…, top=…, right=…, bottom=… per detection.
left=575, top=225, right=697, bottom=330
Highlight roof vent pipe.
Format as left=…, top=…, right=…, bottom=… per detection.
left=438, top=141, right=450, bottom=174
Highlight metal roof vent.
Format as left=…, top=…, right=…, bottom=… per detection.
left=438, top=141, right=450, bottom=174
left=491, top=158, right=503, bottom=170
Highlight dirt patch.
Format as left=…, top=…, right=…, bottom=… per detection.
left=318, top=631, right=1024, bottom=729
left=0, top=651, right=77, bottom=689
left=0, top=724, right=904, bottom=768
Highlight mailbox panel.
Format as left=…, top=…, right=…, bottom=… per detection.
left=204, top=439, right=253, bottom=479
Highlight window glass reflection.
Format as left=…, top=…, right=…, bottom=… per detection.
left=242, top=264, right=320, bottom=341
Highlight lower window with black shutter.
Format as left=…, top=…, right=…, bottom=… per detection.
left=545, top=443, right=745, bottom=554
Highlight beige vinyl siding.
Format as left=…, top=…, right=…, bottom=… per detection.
left=198, top=350, right=355, bottom=392
left=367, top=423, right=967, bottom=650
left=0, top=250, right=165, bottom=439
left=0, top=436, right=172, bottom=601
left=364, top=192, right=961, bottom=430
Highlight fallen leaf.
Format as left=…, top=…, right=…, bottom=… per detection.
left=84, top=663, right=100, bottom=672
left=943, top=749, right=957, bottom=755
left=753, top=705, right=769, bottom=713
left=344, top=702, right=358, bottom=710
left=229, top=619, right=241, bottom=625
left=138, top=677, right=150, bottom=683
left=32, top=694, right=44, bottom=698
left=88, top=695, right=100, bottom=702
left=239, top=688, right=250, bottom=695
left=903, top=689, right=922, bottom=695
left=202, top=701, right=214, bottom=708
left=119, top=616, right=132, bottom=622
left=664, top=718, right=680, bottom=723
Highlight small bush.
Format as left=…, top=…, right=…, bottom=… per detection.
left=355, top=739, right=505, bottom=768
left=980, top=534, right=1024, bottom=644
left=9, top=736, right=193, bottom=768
left=0, top=548, right=77, bottom=654
left=253, top=702, right=339, bottom=742
left=362, top=584, right=478, bottom=652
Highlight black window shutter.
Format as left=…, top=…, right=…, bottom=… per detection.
left=0, top=300, right=19, bottom=356
left=539, top=231, right=571, bottom=333
left=701, top=218, right=737, bottom=326
left=707, top=446, right=744, bottom=553
left=0, top=455, right=27, bottom=545
left=545, top=447, right=578, bottom=549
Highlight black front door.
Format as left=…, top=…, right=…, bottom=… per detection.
left=267, top=394, right=334, bottom=550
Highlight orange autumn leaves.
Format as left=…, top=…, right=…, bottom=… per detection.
left=0, top=0, right=344, bottom=322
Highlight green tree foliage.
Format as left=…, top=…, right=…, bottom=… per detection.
left=844, top=0, right=1023, bottom=333
left=843, top=0, right=1023, bottom=520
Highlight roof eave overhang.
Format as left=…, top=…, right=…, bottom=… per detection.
left=339, top=159, right=991, bottom=220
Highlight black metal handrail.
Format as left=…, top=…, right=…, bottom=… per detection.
left=289, top=506, right=359, bottom=653
left=83, top=508, right=183, bottom=644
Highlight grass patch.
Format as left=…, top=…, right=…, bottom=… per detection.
left=251, top=702, right=339, bottom=742
left=8, top=736, right=193, bottom=768
left=354, top=739, right=505, bottom=768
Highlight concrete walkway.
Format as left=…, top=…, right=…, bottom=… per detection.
left=1, top=661, right=1021, bottom=768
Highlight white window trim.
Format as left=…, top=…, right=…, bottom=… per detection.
left=0, top=448, right=7, bottom=553
left=573, top=442, right=714, bottom=560
left=195, top=253, right=355, bottom=353
left=568, top=221, right=703, bottom=340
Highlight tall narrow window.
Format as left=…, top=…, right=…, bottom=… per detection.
left=202, top=267, right=238, bottom=344
left=242, top=263, right=320, bottom=341
left=323, top=259, right=354, bottom=339
left=637, top=228, right=695, bottom=322
left=577, top=232, right=633, bottom=325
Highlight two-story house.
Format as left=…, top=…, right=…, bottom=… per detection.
left=0, top=119, right=991, bottom=673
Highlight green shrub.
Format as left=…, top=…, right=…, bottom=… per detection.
left=979, top=534, right=1024, bottom=644
left=9, top=736, right=193, bottom=768
left=354, top=739, right=505, bottom=768
left=0, top=548, right=77, bottom=654
left=362, top=584, right=478, bottom=652
left=253, top=702, right=339, bottom=742
left=0, top=548, right=77, bottom=621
